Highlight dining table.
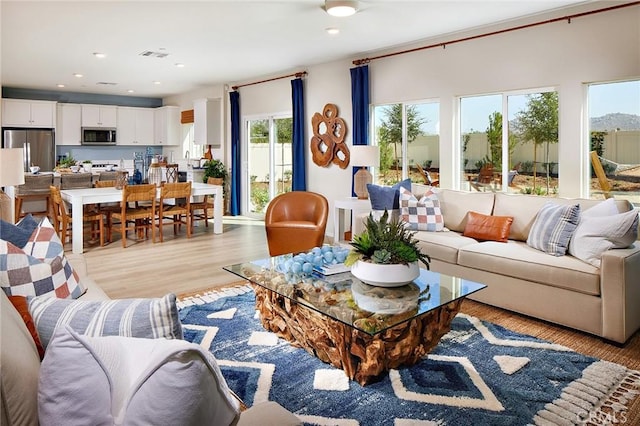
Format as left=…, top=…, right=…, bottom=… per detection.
left=60, top=182, right=223, bottom=254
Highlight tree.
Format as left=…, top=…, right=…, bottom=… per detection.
left=513, top=92, right=558, bottom=192
left=485, top=111, right=521, bottom=173
left=377, top=104, right=425, bottom=182
left=250, top=118, right=293, bottom=144
left=486, top=111, right=502, bottom=168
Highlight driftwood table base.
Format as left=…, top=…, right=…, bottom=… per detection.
left=252, top=284, right=463, bottom=386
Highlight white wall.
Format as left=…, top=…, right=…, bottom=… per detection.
left=164, top=3, right=639, bottom=238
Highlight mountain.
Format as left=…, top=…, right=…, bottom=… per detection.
left=590, top=113, right=640, bottom=131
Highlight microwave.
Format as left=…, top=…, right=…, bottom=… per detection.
left=82, top=127, right=116, bottom=145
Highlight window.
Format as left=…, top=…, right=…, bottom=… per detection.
left=181, top=123, right=201, bottom=160
left=587, top=80, right=640, bottom=206
left=246, top=115, right=293, bottom=215
left=372, top=101, right=439, bottom=186
left=460, top=89, right=558, bottom=195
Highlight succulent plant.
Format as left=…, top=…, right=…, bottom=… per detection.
left=344, top=210, right=430, bottom=268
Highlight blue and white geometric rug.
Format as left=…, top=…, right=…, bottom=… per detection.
left=178, top=286, right=640, bottom=426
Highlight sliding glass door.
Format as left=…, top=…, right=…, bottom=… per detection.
left=246, top=115, right=292, bottom=217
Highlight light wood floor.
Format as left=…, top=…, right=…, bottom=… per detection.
left=79, top=216, right=640, bottom=421
left=82, top=216, right=271, bottom=299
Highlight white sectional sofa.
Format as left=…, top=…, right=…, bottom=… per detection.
left=355, top=187, right=640, bottom=344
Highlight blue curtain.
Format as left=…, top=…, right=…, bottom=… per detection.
left=350, top=65, right=370, bottom=196
left=291, top=78, right=306, bottom=191
left=229, top=91, right=241, bottom=216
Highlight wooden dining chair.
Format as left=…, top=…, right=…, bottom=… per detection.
left=190, top=177, right=221, bottom=231
left=156, top=182, right=192, bottom=242
left=94, top=180, right=119, bottom=241
left=110, top=184, right=157, bottom=248
left=49, top=185, right=105, bottom=247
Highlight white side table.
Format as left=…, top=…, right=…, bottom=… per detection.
left=333, top=197, right=371, bottom=244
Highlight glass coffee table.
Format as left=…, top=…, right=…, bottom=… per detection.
left=224, top=255, right=486, bottom=385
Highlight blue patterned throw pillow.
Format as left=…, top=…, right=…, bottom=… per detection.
left=526, top=203, right=580, bottom=256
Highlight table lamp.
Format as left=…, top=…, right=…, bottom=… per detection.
left=351, top=145, right=379, bottom=200
left=0, top=148, right=25, bottom=223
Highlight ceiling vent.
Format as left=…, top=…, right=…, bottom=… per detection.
left=96, top=82, right=118, bottom=86
left=139, top=50, right=169, bottom=58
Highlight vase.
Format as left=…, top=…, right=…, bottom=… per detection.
left=350, top=260, right=420, bottom=288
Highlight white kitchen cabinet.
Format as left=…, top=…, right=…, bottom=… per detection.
left=81, top=104, right=117, bottom=128
left=2, top=99, right=56, bottom=127
left=193, top=98, right=221, bottom=147
left=154, top=106, right=180, bottom=146
left=116, top=107, right=154, bottom=145
left=56, top=103, right=82, bottom=145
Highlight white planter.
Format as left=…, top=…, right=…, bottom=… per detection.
left=350, top=260, right=420, bottom=288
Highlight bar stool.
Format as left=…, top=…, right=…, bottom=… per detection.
left=99, top=171, right=118, bottom=181
left=15, top=174, right=54, bottom=222
left=60, top=173, right=93, bottom=190
left=165, top=164, right=179, bottom=183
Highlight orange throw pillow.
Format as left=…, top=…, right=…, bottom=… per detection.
left=8, top=295, right=46, bottom=360
left=463, top=211, right=514, bottom=243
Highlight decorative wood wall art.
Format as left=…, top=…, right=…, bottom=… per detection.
left=310, top=103, right=350, bottom=169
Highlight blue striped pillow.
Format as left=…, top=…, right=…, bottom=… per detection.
left=28, top=293, right=182, bottom=349
left=526, top=203, right=580, bottom=256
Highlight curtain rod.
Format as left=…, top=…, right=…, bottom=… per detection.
left=231, top=71, right=307, bottom=91
left=353, top=1, right=640, bottom=65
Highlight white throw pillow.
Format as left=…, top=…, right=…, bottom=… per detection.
left=568, top=207, right=638, bottom=268
left=38, top=326, right=240, bottom=426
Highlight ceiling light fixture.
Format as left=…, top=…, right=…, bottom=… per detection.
left=153, top=81, right=161, bottom=85
left=73, top=73, right=83, bottom=78
left=174, top=63, right=185, bottom=68
left=325, top=0, right=358, bottom=17
left=56, top=84, right=65, bottom=88
left=326, top=27, right=340, bottom=35
left=127, top=89, right=135, bottom=93
left=93, top=52, right=106, bottom=58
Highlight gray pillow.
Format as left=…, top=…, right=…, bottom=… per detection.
left=39, top=326, right=240, bottom=426
left=0, top=214, right=39, bottom=248
left=28, top=293, right=182, bottom=348
left=526, top=203, right=580, bottom=256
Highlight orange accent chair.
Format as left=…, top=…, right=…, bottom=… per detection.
left=265, top=191, right=329, bottom=257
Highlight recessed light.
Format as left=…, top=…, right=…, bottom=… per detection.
left=73, top=73, right=83, bottom=78
left=174, top=63, right=185, bottom=68
left=153, top=81, right=161, bottom=85
left=127, top=89, right=135, bottom=93
left=56, top=84, right=65, bottom=88
left=326, top=27, right=340, bottom=35
left=93, top=52, right=106, bottom=58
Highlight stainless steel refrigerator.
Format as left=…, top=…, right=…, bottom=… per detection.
left=2, top=128, right=56, bottom=172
